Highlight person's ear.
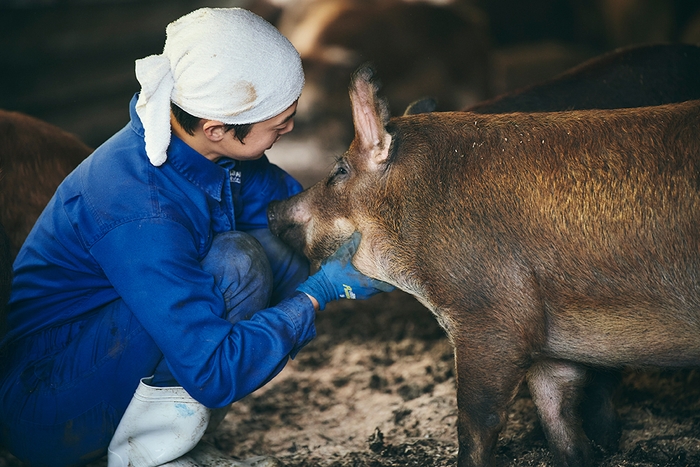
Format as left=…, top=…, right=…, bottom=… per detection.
left=201, top=120, right=228, bottom=142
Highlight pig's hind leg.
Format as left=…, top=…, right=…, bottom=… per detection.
left=527, top=359, right=594, bottom=467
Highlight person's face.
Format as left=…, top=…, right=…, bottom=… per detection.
left=208, top=101, right=298, bottom=162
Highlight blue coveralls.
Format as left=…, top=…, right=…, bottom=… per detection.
left=0, top=94, right=315, bottom=466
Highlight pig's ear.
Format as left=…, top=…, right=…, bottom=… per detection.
left=349, top=65, right=392, bottom=167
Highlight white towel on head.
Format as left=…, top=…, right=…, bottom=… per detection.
left=135, top=8, right=305, bottom=166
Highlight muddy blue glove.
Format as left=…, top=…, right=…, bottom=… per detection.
left=297, top=232, right=395, bottom=310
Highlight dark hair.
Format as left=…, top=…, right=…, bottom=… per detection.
left=170, top=102, right=253, bottom=143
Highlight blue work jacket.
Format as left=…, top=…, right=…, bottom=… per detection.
left=3, top=94, right=316, bottom=407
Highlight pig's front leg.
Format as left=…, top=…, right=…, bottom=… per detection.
left=527, top=359, right=593, bottom=467
left=453, top=331, right=529, bottom=467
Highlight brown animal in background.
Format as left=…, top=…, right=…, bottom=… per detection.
left=0, top=110, right=90, bottom=338
left=466, top=43, right=700, bottom=114
left=0, top=220, right=10, bottom=339
left=268, top=67, right=700, bottom=467
left=0, top=109, right=92, bottom=258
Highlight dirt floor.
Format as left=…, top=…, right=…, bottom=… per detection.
left=205, top=289, right=700, bottom=467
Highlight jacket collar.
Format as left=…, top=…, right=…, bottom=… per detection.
left=129, top=93, right=229, bottom=202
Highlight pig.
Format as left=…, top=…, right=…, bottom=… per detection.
left=267, top=66, right=700, bottom=467
left=356, top=44, right=700, bottom=459
left=0, top=109, right=92, bottom=258
left=466, top=43, right=700, bottom=114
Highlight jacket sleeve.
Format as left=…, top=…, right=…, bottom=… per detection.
left=89, top=217, right=316, bottom=408
left=235, top=155, right=303, bottom=231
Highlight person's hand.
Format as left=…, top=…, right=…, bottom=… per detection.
left=296, top=232, right=395, bottom=310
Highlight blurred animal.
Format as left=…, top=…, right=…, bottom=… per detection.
left=0, top=109, right=92, bottom=259
left=0, top=110, right=90, bottom=337
left=466, top=43, right=700, bottom=114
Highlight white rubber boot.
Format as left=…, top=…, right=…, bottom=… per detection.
left=107, top=377, right=211, bottom=467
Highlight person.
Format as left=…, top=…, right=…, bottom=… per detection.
left=0, top=8, right=393, bottom=467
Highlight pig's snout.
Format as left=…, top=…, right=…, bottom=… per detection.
left=267, top=199, right=311, bottom=255
left=266, top=200, right=289, bottom=237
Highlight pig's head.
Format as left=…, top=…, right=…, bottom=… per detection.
left=267, top=66, right=394, bottom=274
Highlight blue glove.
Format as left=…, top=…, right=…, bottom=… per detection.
left=297, top=232, right=395, bottom=310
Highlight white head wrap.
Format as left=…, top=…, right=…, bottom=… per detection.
left=134, top=8, right=305, bottom=166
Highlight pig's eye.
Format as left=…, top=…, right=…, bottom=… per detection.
left=328, top=162, right=351, bottom=185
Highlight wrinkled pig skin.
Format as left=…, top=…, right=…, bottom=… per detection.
left=268, top=66, right=700, bottom=467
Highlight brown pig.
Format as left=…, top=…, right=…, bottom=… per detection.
left=466, top=43, right=700, bottom=114
left=0, top=219, right=10, bottom=340
left=267, top=66, right=700, bottom=467
left=0, top=109, right=92, bottom=258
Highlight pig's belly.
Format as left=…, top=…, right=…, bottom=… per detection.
left=543, top=305, right=700, bottom=368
